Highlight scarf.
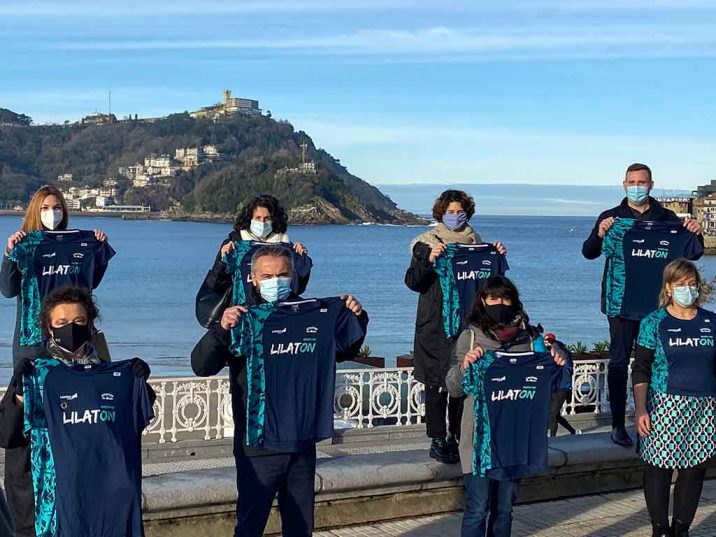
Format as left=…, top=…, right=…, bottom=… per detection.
left=410, top=223, right=481, bottom=251
left=47, top=339, right=101, bottom=365
left=239, top=229, right=290, bottom=243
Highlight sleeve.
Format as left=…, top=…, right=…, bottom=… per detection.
left=582, top=211, right=609, bottom=260
left=445, top=328, right=474, bottom=397
left=0, top=382, right=27, bottom=449
left=292, top=251, right=313, bottom=295
left=134, top=377, right=155, bottom=433
left=498, top=253, right=509, bottom=274
left=0, top=255, right=21, bottom=299
left=632, top=314, right=659, bottom=386
left=335, top=307, right=369, bottom=362
left=404, top=242, right=437, bottom=293
left=92, top=240, right=116, bottom=288
left=190, top=323, right=233, bottom=376
left=684, top=232, right=705, bottom=261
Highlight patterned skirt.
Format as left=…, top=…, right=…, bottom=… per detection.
left=639, top=390, right=716, bottom=469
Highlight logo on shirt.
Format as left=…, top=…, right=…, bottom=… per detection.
left=271, top=327, right=287, bottom=335
left=491, top=387, right=536, bottom=401
left=631, top=248, right=668, bottom=259
left=490, top=376, right=506, bottom=382
left=320, top=308, right=328, bottom=313
left=42, top=252, right=56, bottom=258
left=101, top=393, right=114, bottom=401
left=701, top=328, right=712, bottom=333
left=73, top=252, right=84, bottom=259
left=667, top=328, right=682, bottom=333
left=60, top=393, right=78, bottom=401
left=632, top=239, right=645, bottom=244
left=660, top=240, right=670, bottom=247
left=270, top=339, right=317, bottom=356
left=668, top=336, right=714, bottom=348
left=482, top=260, right=492, bottom=266
left=456, top=260, right=469, bottom=265
left=42, top=264, right=82, bottom=276
left=63, top=407, right=116, bottom=425
left=306, top=326, right=319, bottom=334
left=525, top=376, right=538, bottom=383
left=457, top=270, right=492, bottom=281
left=81, top=242, right=88, bottom=246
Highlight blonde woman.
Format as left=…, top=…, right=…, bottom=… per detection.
left=633, top=259, right=716, bottom=537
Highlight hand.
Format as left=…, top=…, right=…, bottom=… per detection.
left=635, top=408, right=652, bottom=438
left=220, top=241, right=236, bottom=257
left=683, top=217, right=702, bottom=235
left=428, top=243, right=446, bottom=263
left=220, top=305, right=247, bottom=330
left=597, top=217, right=616, bottom=239
left=6, top=230, right=26, bottom=253
left=493, top=241, right=507, bottom=255
left=341, top=294, right=363, bottom=316
left=130, top=357, right=151, bottom=380
left=461, top=346, right=484, bottom=370
left=550, top=347, right=566, bottom=366
left=293, top=242, right=308, bottom=256
left=93, top=230, right=107, bottom=242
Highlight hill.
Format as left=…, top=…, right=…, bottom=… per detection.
left=0, top=110, right=423, bottom=225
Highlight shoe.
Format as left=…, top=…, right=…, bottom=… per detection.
left=610, top=426, right=633, bottom=447
left=574, top=429, right=583, bottom=435
left=671, top=519, right=690, bottom=537
left=446, top=433, right=460, bottom=459
left=651, top=523, right=669, bottom=537
left=429, top=437, right=459, bottom=464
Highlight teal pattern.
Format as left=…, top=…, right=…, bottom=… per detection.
left=637, top=308, right=669, bottom=393
left=232, top=304, right=276, bottom=447
left=223, top=240, right=256, bottom=307
left=23, top=358, right=61, bottom=537
left=639, top=390, right=716, bottom=469
left=602, top=218, right=636, bottom=317
left=433, top=245, right=462, bottom=339
left=462, top=351, right=497, bottom=477
left=8, top=231, right=45, bottom=346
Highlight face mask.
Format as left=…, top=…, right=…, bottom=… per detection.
left=625, top=185, right=649, bottom=205
left=484, top=303, right=516, bottom=326
left=442, top=212, right=468, bottom=231
left=258, top=276, right=292, bottom=302
left=40, top=209, right=63, bottom=230
left=250, top=219, right=273, bottom=239
left=52, top=322, right=91, bottom=352
left=672, top=285, right=699, bottom=307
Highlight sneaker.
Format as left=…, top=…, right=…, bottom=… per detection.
left=610, top=426, right=633, bottom=447
left=429, top=437, right=459, bottom=464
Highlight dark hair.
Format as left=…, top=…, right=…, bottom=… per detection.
left=234, top=195, right=288, bottom=235
left=625, top=163, right=652, bottom=182
left=39, top=286, right=99, bottom=336
left=466, top=276, right=524, bottom=334
left=431, top=190, right=476, bottom=222
left=250, top=245, right=294, bottom=274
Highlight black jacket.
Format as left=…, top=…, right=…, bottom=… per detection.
left=582, top=197, right=704, bottom=316
left=404, top=241, right=455, bottom=387
left=190, top=294, right=369, bottom=457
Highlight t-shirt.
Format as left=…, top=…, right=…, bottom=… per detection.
left=462, top=351, right=561, bottom=480
left=231, top=297, right=366, bottom=452
left=223, top=240, right=313, bottom=305
left=9, top=230, right=116, bottom=346
left=24, top=359, right=154, bottom=537
left=637, top=308, right=716, bottom=397
left=602, top=219, right=702, bottom=320
left=433, top=243, right=509, bottom=338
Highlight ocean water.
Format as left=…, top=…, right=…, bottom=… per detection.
left=1, top=215, right=714, bottom=383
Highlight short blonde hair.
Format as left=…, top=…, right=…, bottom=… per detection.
left=658, top=258, right=703, bottom=307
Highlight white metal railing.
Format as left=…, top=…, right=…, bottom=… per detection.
left=0, top=358, right=633, bottom=444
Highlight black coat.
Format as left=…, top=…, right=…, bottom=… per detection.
left=404, top=241, right=455, bottom=387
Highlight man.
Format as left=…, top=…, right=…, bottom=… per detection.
left=191, top=245, right=368, bottom=537
left=582, top=163, right=703, bottom=447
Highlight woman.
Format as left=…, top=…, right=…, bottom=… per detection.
left=543, top=332, right=579, bottom=437
left=405, top=189, right=505, bottom=463
left=633, top=259, right=716, bottom=537
left=445, top=276, right=564, bottom=537
left=1, top=185, right=108, bottom=367
left=0, top=286, right=150, bottom=537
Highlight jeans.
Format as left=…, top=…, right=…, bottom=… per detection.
left=462, top=473, right=520, bottom=537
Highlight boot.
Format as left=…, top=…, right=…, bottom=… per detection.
left=671, top=519, right=689, bottom=537
left=446, top=433, right=460, bottom=460
left=610, top=426, right=633, bottom=447
left=429, top=437, right=459, bottom=464
left=651, top=523, right=669, bottom=537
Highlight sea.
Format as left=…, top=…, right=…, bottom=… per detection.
left=1, top=214, right=715, bottom=384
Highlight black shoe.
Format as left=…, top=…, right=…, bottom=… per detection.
left=610, top=426, right=633, bottom=447
left=429, top=437, right=459, bottom=464
left=446, top=433, right=460, bottom=458
left=651, top=524, right=669, bottom=537
left=671, top=519, right=690, bottom=537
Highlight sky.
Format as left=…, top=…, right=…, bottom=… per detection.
left=1, top=1, right=716, bottom=189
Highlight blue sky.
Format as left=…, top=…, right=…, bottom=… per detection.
left=1, top=0, right=716, bottom=188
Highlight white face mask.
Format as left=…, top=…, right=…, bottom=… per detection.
left=40, top=208, right=63, bottom=230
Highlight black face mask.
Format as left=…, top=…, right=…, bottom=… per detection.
left=52, top=322, right=91, bottom=352
left=483, top=303, right=516, bottom=326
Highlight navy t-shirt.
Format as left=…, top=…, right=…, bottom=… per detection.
left=603, top=219, right=702, bottom=320
left=463, top=351, right=561, bottom=480
left=42, top=360, right=153, bottom=536
left=232, top=297, right=366, bottom=452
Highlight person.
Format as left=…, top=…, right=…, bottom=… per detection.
left=582, top=163, right=703, bottom=447
left=405, top=189, right=506, bottom=464
left=543, top=332, right=579, bottom=437
left=191, top=245, right=368, bottom=537
left=0, top=286, right=151, bottom=537
left=633, top=259, right=715, bottom=537
left=445, top=276, right=566, bottom=537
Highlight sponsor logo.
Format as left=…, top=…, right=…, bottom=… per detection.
left=42, top=265, right=81, bottom=276
left=320, top=308, right=328, bottom=313
left=631, top=248, right=668, bottom=259
left=660, top=240, right=670, bottom=247
left=270, top=340, right=317, bottom=356
left=457, top=270, right=492, bottom=281
left=63, top=408, right=116, bottom=425
left=482, top=260, right=492, bottom=266
left=525, top=376, right=538, bottom=383
left=60, top=393, right=78, bottom=401
left=101, top=393, right=114, bottom=401
left=701, top=328, right=712, bottom=333
left=42, top=252, right=56, bottom=258
left=81, top=242, right=88, bottom=246
left=670, top=230, right=678, bottom=234
left=456, top=260, right=468, bottom=265
left=632, top=239, right=645, bottom=244
left=491, top=387, right=536, bottom=401
left=509, top=358, right=517, bottom=364
left=667, top=328, right=682, bottom=333
left=306, top=326, right=319, bottom=334
left=271, top=327, right=287, bottom=335
left=536, top=365, right=544, bottom=370
left=73, top=252, right=84, bottom=259
left=669, top=336, right=715, bottom=348
left=706, top=319, right=712, bottom=323
left=490, top=376, right=506, bottom=382
left=113, top=372, right=121, bottom=377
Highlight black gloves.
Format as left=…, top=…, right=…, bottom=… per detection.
left=130, top=357, right=151, bottom=380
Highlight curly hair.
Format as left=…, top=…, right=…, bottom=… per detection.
left=431, top=190, right=476, bottom=222
left=465, top=276, right=525, bottom=334
left=39, top=285, right=99, bottom=336
left=233, top=195, right=289, bottom=235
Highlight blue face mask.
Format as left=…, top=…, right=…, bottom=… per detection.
left=625, top=185, right=650, bottom=205
left=258, top=276, right=292, bottom=302
left=672, top=285, right=699, bottom=307
left=250, top=219, right=273, bottom=239
left=443, top=212, right=468, bottom=231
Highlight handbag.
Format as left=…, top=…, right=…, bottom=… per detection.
left=195, top=270, right=233, bottom=328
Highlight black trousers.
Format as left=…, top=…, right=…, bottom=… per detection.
left=607, top=316, right=640, bottom=428
left=4, top=445, right=34, bottom=537
left=424, top=384, right=464, bottom=439
left=644, top=464, right=706, bottom=529
left=234, top=447, right=316, bottom=537
left=549, top=389, right=576, bottom=437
